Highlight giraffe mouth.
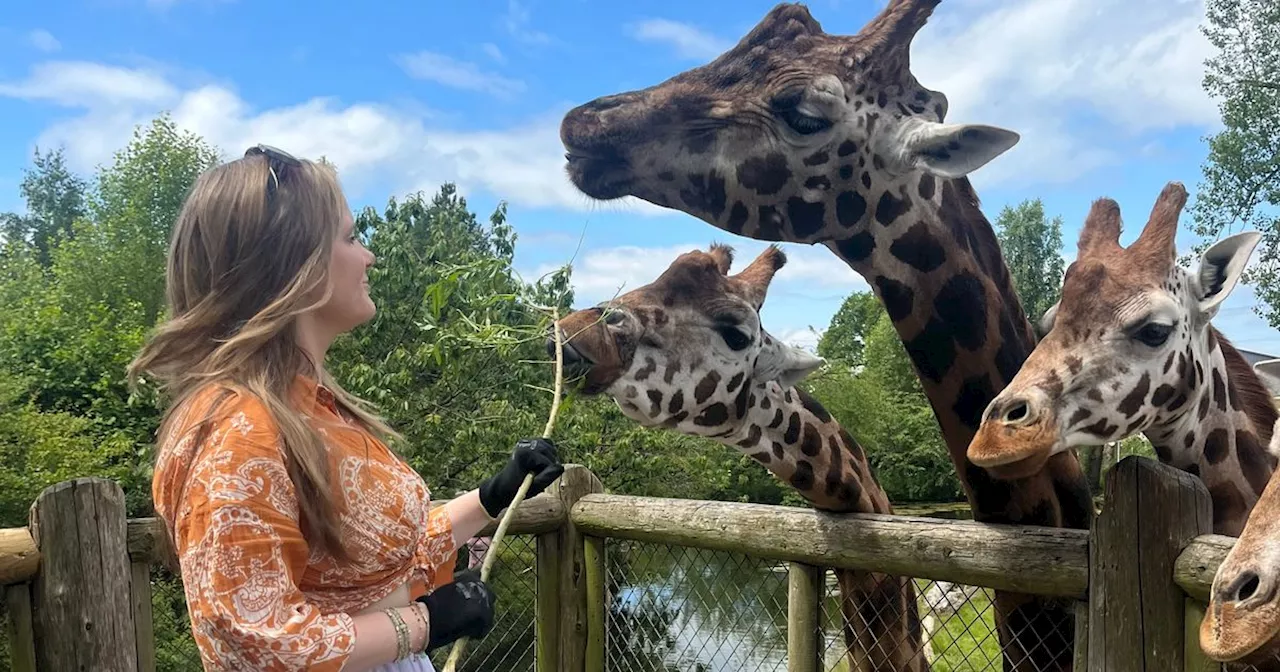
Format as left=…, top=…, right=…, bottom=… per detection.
left=564, top=148, right=633, bottom=200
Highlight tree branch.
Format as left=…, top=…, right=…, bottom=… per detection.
left=1239, top=78, right=1280, bottom=91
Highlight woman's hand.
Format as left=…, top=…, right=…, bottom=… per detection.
left=478, top=438, right=564, bottom=518
left=416, top=569, right=497, bottom=651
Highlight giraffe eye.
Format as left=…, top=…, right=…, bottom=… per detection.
left=778, top=107, right=832, bottom=135
left=1133, top=322, right=1173, bottom=347
left=603, top=310, right=626, bottom=326
left=715, top=325, right=751, bottom=351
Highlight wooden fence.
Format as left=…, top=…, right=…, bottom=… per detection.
left=0, top=457, right=1253, bottom=671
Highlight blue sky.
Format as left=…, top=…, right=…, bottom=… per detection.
left=1, top=0, right=1276, bottom=355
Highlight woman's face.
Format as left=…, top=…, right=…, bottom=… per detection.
left=315, top=211, right=376, bottom=335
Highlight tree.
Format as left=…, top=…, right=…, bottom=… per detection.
left=817, top=291, right=883, bottom=367
left=1190, top=0, right=1280, bottom=328
left=993, top=198, right=1066, bottom=322
left=1, top=147, right=88, bottom=267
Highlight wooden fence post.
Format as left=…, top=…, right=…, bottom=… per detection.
left=535, top=524, right=561, bottom=672
left=29, top=477, right=139, bottom=672
left=553, top=464, right=604, bottom=672
left=787, top=563, right=823, bottom=672
left=584, top=535, right=606, bottom=672
left=1087, top=455, right=1212, bottom=671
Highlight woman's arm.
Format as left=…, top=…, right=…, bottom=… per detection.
left=346, top=603, right=431, bottom=670
left=443, top=488, right=494, bottom=546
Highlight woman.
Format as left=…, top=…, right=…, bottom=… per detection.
left=129, top=145, right=564, bottom=671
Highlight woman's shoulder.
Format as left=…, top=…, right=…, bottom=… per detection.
left=160, top=381, right=285, bottom=458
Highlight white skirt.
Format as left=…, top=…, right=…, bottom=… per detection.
left=369, top=653, right=437, bottom=672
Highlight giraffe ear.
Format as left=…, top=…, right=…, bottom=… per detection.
left=889, top=117, right=1021, bottom=178
left=755, top=333, right=825, bottom=387
left=1193, top=231, right=1261, bottom=318
left=1035, top=301, right=1060, bottom=339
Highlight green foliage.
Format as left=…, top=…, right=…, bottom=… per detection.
left=816, top=292, right=882, bottom=367
left=993, top=198, right=1065, bottom=322
left=1190, top=0, right=1280, bottom=327
left=1, top=147, right=87, bottom=267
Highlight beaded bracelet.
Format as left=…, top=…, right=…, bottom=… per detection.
left=410, top=601, right=430, bottom=654
left=383, top=607, right=411, bottom=660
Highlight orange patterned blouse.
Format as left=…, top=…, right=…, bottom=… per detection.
left=152, top=377, right=457, bottom=671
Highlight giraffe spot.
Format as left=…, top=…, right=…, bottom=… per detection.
left=889, top=221, right=947, bottom=273
left=1068, top=407, right=1092, bottom=427
left=801, top=424, right=822, bottom=457
left=1165, top=391, right=1189, bottom=413
left=726, top=372, right=745, bottom=394
left=861, top=172, right=872, bottom=189
left=761, top=396, right=772, bottom=410
left=874, top=276, right=915, bottom=322
left=1228, top=380, right=1242, bottom=411
left=995, top=317, right=1031, bottom=386
left=678, top=173, right=727, bottom=219
left=834, top=232, right=876, bottom=263
left=790, top=460, right=815, bottom=490
left=736, top=424, right=763, bottom=449
left=694, top=371, right=722, bottom=404
left=1195, top=362, right=1204, bottom=388
left=657, top=171, right=676, bottom=182
left=1083, top=419, right=1118, bottom=438
left=896, top=101, right=911, bottom=116
left=905, top=316, right=957, bottom=383
left=839, top=165, right=854, bottom=180
left=836, top=191, right=867, bottom=228
left=733, top=381, right=751, bottom=419
left=875, top=190, right=911, bottom=225
left=756, top=205, right=785, bottom=240
left=799, top=389, right=833, bottom=423
left=1118, top=373, right=1150, bottom=417
left=1066, top=356, right=1083, bottom=375
left=694, top=403, right=729, bottom=426
left=663, top=360, right=680, bottom=384
left=953, top=373, right=995, bottom=432
left=918, top=173, right=936, bottom=200
left=787, top=197, right=826, bottom=238
left=726, top=202, right=749, bottom=234
left=786, top=389, right=794, bottom=404
left=935, top=272, right=988, bottom=351
left=737, top=152, right=791, bottom=195
left=1162, top=352, right=1176, bottom=375
left=646, top=389, right=663, bottom=417
left=1204, top=428, right=1229, bottom=465
left=804, top=176, right=832, bottom=191
left=1126, top=415, right=1149, bottom=437
left=749, top=451, right=772, bottom=464
left=1187, top=462, right=1201, bottom=477
left=667, top=389, right=684, bottom=415
left=827, top=435, right=843, bottom=470
left=837, top=139, right=857, bottom=156
left=876, top=91, right=888, bottom=108
left=769, top=408, right=785, bottom=428
left=824, top=468, right=844, bottom=498
left=1209, top=482, right=1247, bottom=532
left=772, top=441, right=785, bottom=459
left=1214, top=370, right=1228, bottom=412
left=636, top=357, right=657, bottom=381
left=803, top=150, right=829, bottom=166
left=624, top=385, right=638, bottom=399
left=1088, top=389, right=1104, bottom=404
left=1184, top=432, right=1196, bottom=451
left=933, top=103, right=945, bottom=118
left=1198, top=393, right=1212, bottom=421
left=964, top=464, right=1015, bottom=519
left=784, top=412, right=802, bottom=443
left=1237, top=430, right=1271, bottom=494
left=909, top=102, right=927, bottom=114
left=662, top=410, right=689, bottom=427
left=686, top=131, right=714, bottom=155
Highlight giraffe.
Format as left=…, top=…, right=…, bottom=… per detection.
left=1201, top=360, right=1280, bottom=667
left=557, top=2, right=1093, bottom=669
left=966, top=181, right=1276, bottom=536
left=554, top=243, right=930, bottom=671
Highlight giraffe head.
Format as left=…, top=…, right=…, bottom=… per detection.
left=559, top=1, right=1019, bottom=243
left=1202, top=361, right=1280, bottom=665
left=966, top=181, right=1263, bottom=479
left=552, top=244, right=823, bottom=436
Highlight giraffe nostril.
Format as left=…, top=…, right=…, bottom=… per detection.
left=1235, top=572, right=1261, bottom=603
left=1002, top=400, right=1030, bottom=425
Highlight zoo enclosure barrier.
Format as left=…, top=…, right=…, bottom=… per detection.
left=0, top=459, right=1267, bottom=671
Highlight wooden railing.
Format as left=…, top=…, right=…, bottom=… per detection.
left=0, top=459, right=1249, bottom=671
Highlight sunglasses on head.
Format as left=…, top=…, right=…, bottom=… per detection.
left=244, top=144, right=302, bottom=199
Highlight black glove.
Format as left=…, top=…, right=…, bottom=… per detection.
left=416, top=569, right=496, bottom=651
left=478, top=437, right=564, bottom=518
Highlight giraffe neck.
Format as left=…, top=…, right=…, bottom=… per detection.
left=718, top=381, right=892, bottom=515
left=826, top=176, right=1094, bottom=530
left=1142, top=327, right=1278, bottom=536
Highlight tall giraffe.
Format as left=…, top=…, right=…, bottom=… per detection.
left=1202, top=361, right=1280, bottom=667
left=556, top=243, right=929, bottom=671
left=964, top=182, right=1279, bottom=663
left=558, top=2, right=1092, bottom=668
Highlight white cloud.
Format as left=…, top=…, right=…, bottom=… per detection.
left=395, top=52, right=525, bottom=98
left=627, top=19, right=733, bottom=61
left=481, top=43, right=506, bottom=64
left=911, top=0, right=1217, bottom=188
left=27, top=30, right=61, bottom=53
left=503, top=0, right=553, bottom=46
left=0, top=60, right=673, bottom=215
left=775, top=327, right=823, bottom=351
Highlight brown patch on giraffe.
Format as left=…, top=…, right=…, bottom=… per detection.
left=1204, top=428, right=1230, bottom=465
left=1118, top=372, right=1150, bottom=417
left=1237, top=430, right=1271, bottom=495
left=1209, top=482, right=1248, bottom=534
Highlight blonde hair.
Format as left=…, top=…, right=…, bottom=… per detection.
left=129, top=150, right=397, bottom=563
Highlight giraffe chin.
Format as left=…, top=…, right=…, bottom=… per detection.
left=1200, top=601, right=1280, bottom=665
left=564, top=153, right=633, bottom=201
left=967, top=424, right=1058, bottom=481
